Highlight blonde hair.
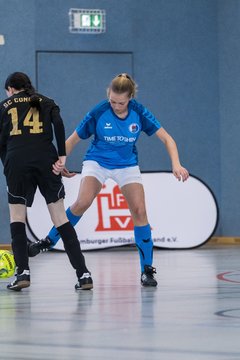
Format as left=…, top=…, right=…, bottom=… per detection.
left=107, top=73, right=138, bottom=98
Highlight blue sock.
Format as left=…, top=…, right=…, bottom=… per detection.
left=48, top=207, right=82, bottom=246
left=134, top=224, right=153, bottom=272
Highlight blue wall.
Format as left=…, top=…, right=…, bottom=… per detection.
left=218, top=0, right=240, bottom=234
left=0, top=0, right=36, bottom=242
left=0, top=0, right=237, bottom=242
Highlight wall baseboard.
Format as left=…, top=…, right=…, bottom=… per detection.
left=0, top=244, right=12, bottom=250
left=208, top=237, right=240, bottom=245
left=0, top=237, right=240, bottom=251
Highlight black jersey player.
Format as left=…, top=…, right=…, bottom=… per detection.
left=0, top=72, right=93, bottom=291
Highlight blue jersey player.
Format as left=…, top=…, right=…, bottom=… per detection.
left=29, top=73, right=189, bottom=287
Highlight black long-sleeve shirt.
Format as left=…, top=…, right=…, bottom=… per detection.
left=0, top=91, right=66, bottom=162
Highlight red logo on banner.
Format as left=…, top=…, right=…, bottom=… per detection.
left=95, top=185, right=134, bottom=231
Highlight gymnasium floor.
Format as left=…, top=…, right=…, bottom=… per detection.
left=0, top=244, right=240, bottom=360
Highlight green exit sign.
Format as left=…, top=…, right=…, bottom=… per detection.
left=69, top=9, right=106, bottom=34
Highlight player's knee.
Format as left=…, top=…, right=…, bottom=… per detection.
left=72, top=199, right=93, bottom=215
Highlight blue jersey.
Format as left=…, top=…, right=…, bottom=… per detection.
left=75, top=99, right=161, bottom=169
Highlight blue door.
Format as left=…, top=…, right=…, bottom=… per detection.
left=36, top=51, right=133, bottom=170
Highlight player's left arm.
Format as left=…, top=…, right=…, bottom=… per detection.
left=0, top=109, right=9, bottom=161
left=155, top=127, right=189, bottom=182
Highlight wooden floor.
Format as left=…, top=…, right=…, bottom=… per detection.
left=0, top=244, right=240, bottom=360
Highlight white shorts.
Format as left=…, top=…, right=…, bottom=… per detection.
left=81, top=160, right=143, bottom=188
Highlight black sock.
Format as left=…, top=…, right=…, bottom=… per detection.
left=57, top=222, right=89, bottom=278
left=10, top=222, right=29, bottom=274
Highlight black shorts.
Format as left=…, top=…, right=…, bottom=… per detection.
left=4, top=150, right=65, bottom=207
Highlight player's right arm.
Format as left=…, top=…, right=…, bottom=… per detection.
left=63, top=108, right=97, bottom=177
left=51, top=105, right=66, bottom=157
left=52, top=155, right=66, bottom=175
left=60, top=131, right=81, bottom=178
left=65, top=130, right=81, bottom=156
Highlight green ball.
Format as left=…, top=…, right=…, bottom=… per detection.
left=0, top=250, right=16, bottom=279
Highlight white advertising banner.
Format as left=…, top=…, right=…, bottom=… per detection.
left=26, top=172, right=218, bottom=250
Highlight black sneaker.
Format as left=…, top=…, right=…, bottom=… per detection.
left=7, top=270, right=30, bottom=291
left=28, top=237, right=53, bottom=257
left=75, top=273, right=93, bottom=290
left=141, top=265, right=157, bottom=287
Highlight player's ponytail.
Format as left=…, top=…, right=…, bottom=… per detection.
left=5, top=72, right=41, bottom=110
left=25, top=86, right=41, bottom=110
left=107, top=73, right=138, bottom=98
